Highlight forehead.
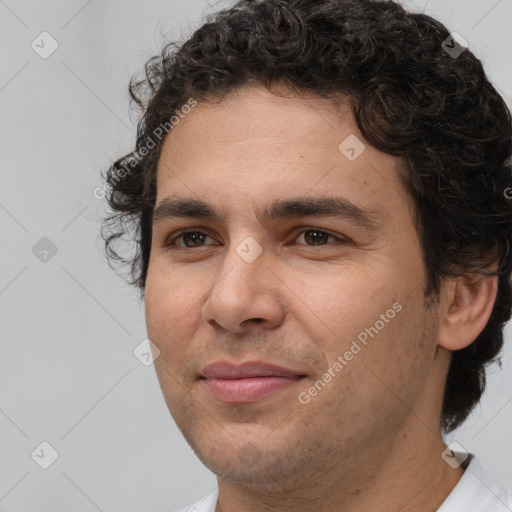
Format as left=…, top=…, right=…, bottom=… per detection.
left=155, top=85, right=409, bottom=221
left=159, top=85, right=353, bottom=157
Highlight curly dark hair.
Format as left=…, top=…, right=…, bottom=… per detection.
left=101, top=0, right=512, bottom=434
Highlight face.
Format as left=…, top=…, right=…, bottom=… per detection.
left=145, top=85, right=444, bottom=491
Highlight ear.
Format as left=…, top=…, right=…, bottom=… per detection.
left=437, top=273, right=498, bottom=351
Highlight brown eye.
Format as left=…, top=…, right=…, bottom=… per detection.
left=181, top=232, right=207, bottom=247
left=166, top=231, right=215, bottom=248
left=303, top=230, right=330, bottom=245
left=296, top=229, right=342, bottom=246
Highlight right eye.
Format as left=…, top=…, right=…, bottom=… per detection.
left=165, top=229, right=218, bottom=249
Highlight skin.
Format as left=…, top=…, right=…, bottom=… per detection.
left=144, top=85, right=498, bottom=512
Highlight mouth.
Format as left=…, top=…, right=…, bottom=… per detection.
left=200, top=361, right=307, bottom=404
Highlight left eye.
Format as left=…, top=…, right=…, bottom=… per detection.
left=295, top=229, right=343, bottom=246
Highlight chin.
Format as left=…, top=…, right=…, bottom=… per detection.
left=190, top=437, right=311, bottom=494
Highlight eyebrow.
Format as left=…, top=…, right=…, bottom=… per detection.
left=152, top=196, right=383, bottom=231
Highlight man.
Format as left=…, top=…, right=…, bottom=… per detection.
left=102, top=0, right=512, bottom=510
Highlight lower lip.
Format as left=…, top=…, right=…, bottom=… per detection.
left=202, top=376, right=302, bottom=403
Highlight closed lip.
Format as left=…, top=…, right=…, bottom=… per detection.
left=200, top=361, right=306, bottom=380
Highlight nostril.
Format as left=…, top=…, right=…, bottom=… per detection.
left=241, top=318, right=265, bottom=325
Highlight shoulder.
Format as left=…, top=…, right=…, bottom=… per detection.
left=438, top=455, right=512, bottom=511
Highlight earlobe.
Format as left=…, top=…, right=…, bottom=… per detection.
left=437, top=274, right=498, bottom=351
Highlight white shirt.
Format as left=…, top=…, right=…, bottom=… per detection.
left=173, top=455, right=512, bottom=512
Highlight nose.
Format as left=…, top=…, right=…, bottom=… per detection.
left=201, top=243, right=286, bottom=334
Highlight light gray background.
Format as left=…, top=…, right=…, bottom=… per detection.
left=1, top=0, right=511, bottom=510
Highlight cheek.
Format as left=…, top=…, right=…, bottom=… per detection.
left=289, top=261, right=426, bottom=400
left=306, top=300, right=433, bottom=437
left=284, top=262, right=399, bottom=344
left=144, top=268, right=203, bottom=357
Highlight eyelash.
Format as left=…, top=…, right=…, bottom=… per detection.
left=164, top=228, right=347, bottom=249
